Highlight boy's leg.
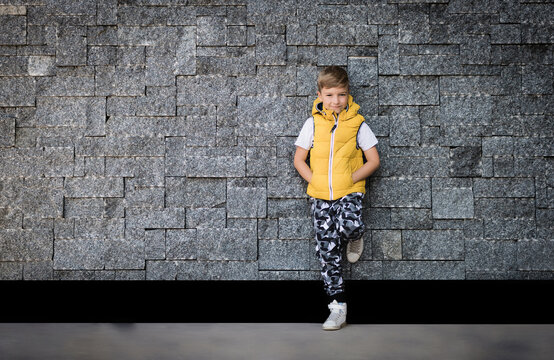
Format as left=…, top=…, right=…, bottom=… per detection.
left=312, top=198, right=346, bottom=302
left=337, top=193, right=365, bottom=242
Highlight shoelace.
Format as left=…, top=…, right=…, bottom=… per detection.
left=349, top=239, right=361, bottom=253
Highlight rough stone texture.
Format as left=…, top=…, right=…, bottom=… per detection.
left=0, top=1, right=552, bottom=280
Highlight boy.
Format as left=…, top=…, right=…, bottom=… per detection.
left=293, top=66, right=380, bottom=330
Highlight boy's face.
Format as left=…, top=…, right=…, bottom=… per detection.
left=317, top=86, right=349, bottom=115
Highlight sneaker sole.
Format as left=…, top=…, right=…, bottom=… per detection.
left=322, top=322, right=347, bottom=331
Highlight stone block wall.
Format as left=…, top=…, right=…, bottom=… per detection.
left=0, top=0, right=552, bottom=280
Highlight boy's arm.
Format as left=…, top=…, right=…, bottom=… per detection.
left=352, top=146, right=380, bottom=184
left=294, top=146, right=312, bottom=183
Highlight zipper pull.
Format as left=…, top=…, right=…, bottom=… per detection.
left=330, top=124, right=337, bottom=132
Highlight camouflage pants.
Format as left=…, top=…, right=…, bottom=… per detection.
left=311, top=192, right=365, bottom=298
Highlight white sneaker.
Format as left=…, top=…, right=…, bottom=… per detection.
left=346, top=237, right=363, bottom=263
left=322, top=300, right=347, bottom=330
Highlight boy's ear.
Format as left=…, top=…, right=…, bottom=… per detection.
left=316, top=91, right=322, bottom=101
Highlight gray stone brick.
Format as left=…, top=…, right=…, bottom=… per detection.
left=197, top=16, right=227, bottom=46
left=137, top=85, right=177, bottom=116
left=517, top=239, right=554, bottom=271
left=0, top=262, right=22, bottom=280
left=0, top=77, right=35, bottom=106
left=23, top=261, right=53, bottom=280
left=227, top=178, right=267, bottom=218
left=76, top=136, right=166, bottom=157
left=0, top=229, right=53, bottom=262
left=390, top=115, right=420, bottom=146
left=399, top=54, right=462, bottom=75
left=256, top=34, right=287, bottom=65
left=350, top=261, right=383, bottom=280
left=64, top=176, right=123, bottom=198
left=259, top=240, right=310, bottom=270
left=96, top=65, right=145, bottom=96
left=474, top=178, right=535, bottom=198
left=145, top=229, right=165, bottom=260
left=268, top=176, right=307, bottom=199
left=370, top=177, right=431, bottom=208
left=466, top=239, right=517, bottom=272
left=0, top=114, right=15, bottom=147
left=186, top=208, right=226, bottom=229
left=228, top=25, right=247, bottom=46
left=391, top=208, right=432, bottom=229
left=484, top=219, right=536, bottom=240
left=432, top=188, right=474, bottom=219
left=348, top=57, right=378, bottom=87
left=105, top=239, right=145, bottom=270
left=177, top=75, right=235, bottom=106
left=167, top=229, right=196, bottom=260
left=53, top=239, right=105, bottom=270
left=0, top=15, right=26, bottom=45
left=185, top=116, right=216, bottom=146
left=372, top=230, right=402, bottom=260
left=403, top=230, right=465, bottom=260
left=258, top=218, right=278, bottom=240
left=440, top=95, right=492, bottom=126
left=383, top=260, right=465, bottom=280
left=317, top=46, right=348, bottom=66
left=185, top=146, right=245, bottom=178
left=379, top=76, right=439, bottom=105
left=246, top=146, right=278, bottom=177
left=237, top=96, right=304, bottom=137
left=197, top=227, right=257, bottom=261
left=184, top=178, right=226, bottom=209
left=378, top=35, right=400, bottom=75
left=398, top=4, right=430, bottom=44
left=278, top=217, right=312, bottom=240
left=286, top=23, right=316, bottom=46
left=126, top=207, right=185, bottom=229
left=267, top=199, right=310, bottom=219
left=317, top=25, right=378, bottom=46
left=522, top=64, right=553, bottom=95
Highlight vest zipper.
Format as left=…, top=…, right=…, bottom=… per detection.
left=328, top=113, right=339, bottom=200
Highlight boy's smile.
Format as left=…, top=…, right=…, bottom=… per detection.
left=317, top=86, right=349, bottom=115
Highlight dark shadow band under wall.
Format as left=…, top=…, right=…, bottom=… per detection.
left=0, top=280, right=549, bottom=324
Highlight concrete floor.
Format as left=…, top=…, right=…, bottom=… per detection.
left=0, top=323, right=552, bottom=360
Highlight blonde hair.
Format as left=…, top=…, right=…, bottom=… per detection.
left=317, top=66, right=349, bottom=92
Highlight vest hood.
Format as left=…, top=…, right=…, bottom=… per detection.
left=312, top=95, right=361, bottom=122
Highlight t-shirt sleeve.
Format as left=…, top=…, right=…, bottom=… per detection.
left=294, top=117, right=314, bottom=150
left=357, top=122, right=378, bottom=151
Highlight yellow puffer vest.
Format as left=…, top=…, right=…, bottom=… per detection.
left=307, top=95, right=366, bottom=200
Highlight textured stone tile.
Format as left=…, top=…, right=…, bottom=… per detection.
left=403, top=230, right=465, bottom=260
left=370, top=177, right=431, bottom=208
left=64, top=177, right=123, bottom=198
left=227, top=178, right=267, bottom=218
left=143, top=230, right=164, bottom=260
left=466, top=239, right=517, bottom=272
left=390, top=208, right=433, bottom=230
left=379, top=76, right=439, bottom=105
left=0, top=229, right=53, bottom=262
left=259, top=240, right=310, bottom=270
left=197, top=227, right=257, bottom=261
left=0, top=77, right=35, bottom=106
left=348, top=57, right=378, bottom=87
left=166, top=229, right=196, bottom=260
left=474, top=178, right=535, bottom=198
left=105, top=239, right=145, bottom=270
left=126, top=207, right=185, bottom=229
left=432, top=187, right=474, bottom=219
left=317, top=25, right=378, bottom=46
left=177, top=75, right=235, bottom=106
left=53, top=239, right=105, bottom=270
left=256, top=34, right=287, bottom=65
left=484, top=219, right=536, bottom=240
left=372, top=230, right=402, bottom=260
left=185, top=146, right=245, bottom=178
left=278, top=217, right=312, bottom=240
left=0, top=15, right=26, bottom=45
left=383, top=260, right=465, bottom=280
left=517, top=239, right=554, bottom=271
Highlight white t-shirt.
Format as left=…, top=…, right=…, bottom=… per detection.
left=294, top=117, right=378, bottom=151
